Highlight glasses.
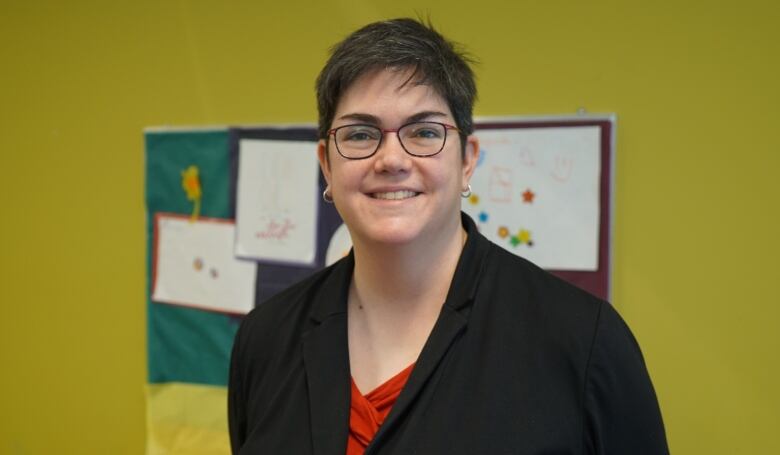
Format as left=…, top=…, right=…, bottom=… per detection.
left=327, top=121, right=460, bottom=160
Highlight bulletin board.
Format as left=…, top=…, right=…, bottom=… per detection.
left=143, top=115, right=615, bottom=453
left=469, top=116, right=615, bottom=299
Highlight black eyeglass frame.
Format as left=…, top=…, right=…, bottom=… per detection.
left=326, top=121, right=461, bottom=160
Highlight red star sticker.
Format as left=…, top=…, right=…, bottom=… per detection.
left=522, top=189, right=535, bottom=204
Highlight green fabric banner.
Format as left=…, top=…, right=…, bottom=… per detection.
left=145, top=129, right=238, bottom=386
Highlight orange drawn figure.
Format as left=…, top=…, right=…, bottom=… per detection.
left=517, top=147, right=536, bottom=167
left=181, top=165, right=202, bottom=221
left=489, top=167, right=512, bottom=203
left=497, top=226, right=510, bottom=238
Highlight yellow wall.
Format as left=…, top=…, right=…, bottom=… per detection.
left=1, top=1, right=778, bottom=453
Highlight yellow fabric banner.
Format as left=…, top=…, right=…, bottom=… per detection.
left=146, top=383, right=230, bottom=455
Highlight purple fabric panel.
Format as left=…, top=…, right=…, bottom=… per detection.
left=228, top=128, right=344, bottom=306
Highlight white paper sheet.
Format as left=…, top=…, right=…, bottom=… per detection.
left=464, top=126, right=601, bottom=271
left=152, top=214, right=257, bottom=314
left=235, top=139, right=319, bottom=264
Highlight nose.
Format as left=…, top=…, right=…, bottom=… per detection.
left=373, top=131, right=412, bottom=174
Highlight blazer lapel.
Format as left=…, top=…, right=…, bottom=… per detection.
left=303, top=314, right=350, bottom=455
left=302, top=253, right=353, bottom=455
left=366, top=304, right=469, bottom=453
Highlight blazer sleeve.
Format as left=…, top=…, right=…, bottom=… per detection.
left=583, top=302, right=670, bottom=454
left=228, top=321, right=247, bottom=454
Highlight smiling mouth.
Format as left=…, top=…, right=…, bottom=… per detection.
left=371, top=190, right=420, bottom=200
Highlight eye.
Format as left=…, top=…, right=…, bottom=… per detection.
left=341, top=126, right=380, bottom=142
left=346, top=132, right=372, bottom=141
left=405, top=123, right=444, bottom=139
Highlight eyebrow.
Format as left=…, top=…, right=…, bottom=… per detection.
left=336, top=110, right=449, bottom=125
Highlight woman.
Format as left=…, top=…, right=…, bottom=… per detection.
left=229, top=18, right=669, bottom=454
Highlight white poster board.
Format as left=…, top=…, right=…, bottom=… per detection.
left=152, top=214, right=257, bottom=314
left=464, top=125, right=602, bottom=271
left=235, top=139, right=320, bottom=264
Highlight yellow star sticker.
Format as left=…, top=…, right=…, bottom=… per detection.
left=518, top=229, right=531, bottom=244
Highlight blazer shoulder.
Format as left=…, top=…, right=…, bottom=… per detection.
left=583, top=291, right=669, bottom=453
left=487, top=240, right=604, bottom=310
left=474, top=240, right=608, bottom=361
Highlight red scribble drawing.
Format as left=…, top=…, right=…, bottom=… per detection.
left=256, top=218, right=296, bottom=240
left=551, top=155, right=574, bottom=182
left=517, top=147, right=536, bottom=167
left=489, top=166, right=513, bottom=203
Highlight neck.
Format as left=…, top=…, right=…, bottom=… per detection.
left=350, top=217, right=466, bottom=313
left=346, top=215, right=467, bottom=390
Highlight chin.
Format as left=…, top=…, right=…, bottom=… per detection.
left=348, top=218, right=427, bottom=247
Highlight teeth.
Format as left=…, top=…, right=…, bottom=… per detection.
left=373, top=190, right=418, bottom=200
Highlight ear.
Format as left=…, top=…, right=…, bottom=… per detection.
left=317, top=139, right=332, bottom=186
left=461, top=134, right=480, bottom=188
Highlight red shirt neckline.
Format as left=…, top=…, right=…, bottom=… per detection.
left=346, top=363, right=415, bottom=455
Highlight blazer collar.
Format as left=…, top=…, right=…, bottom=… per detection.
left=309, top=250, right=353, bottom=323
left=302, top=251, right=353, bottom=455
left=443, top=212, right=493, bottom=312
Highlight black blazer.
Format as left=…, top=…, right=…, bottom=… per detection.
left=229, top=214, right=669, bottom=454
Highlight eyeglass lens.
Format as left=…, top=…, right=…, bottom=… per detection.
left=334, top=122, right=448, bottom=158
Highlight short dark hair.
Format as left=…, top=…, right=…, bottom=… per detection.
left=315, top=18, right=477, bottom=146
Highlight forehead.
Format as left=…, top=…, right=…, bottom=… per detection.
left=333, top=68, right=452, bottom=124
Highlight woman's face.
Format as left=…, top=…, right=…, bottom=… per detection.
left=317, top=68, right=479, bottom=248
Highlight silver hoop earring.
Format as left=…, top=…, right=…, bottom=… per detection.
left=322, top=186, right=334, bottom=204
left=461, top=184, right=472, bottom=198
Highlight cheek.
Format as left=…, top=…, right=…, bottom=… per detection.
left=426, top=158, right=464, bottom=191
left=329, top=163, right=364, bottom=192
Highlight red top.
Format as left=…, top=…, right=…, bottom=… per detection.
left=346, top=363, right=415, bottom=455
